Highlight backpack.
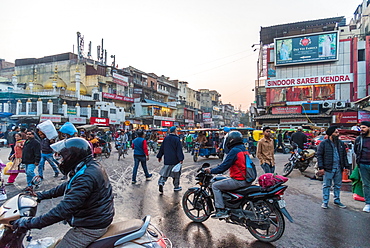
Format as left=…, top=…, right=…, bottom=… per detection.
left=235, top=150, right=257, bottom=183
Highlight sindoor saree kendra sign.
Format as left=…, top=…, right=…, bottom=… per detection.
left=272, top=106, right=302, bottom=114
left=266, top=73, right=353, bottom=88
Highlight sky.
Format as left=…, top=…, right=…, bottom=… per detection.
left=0, top=0, right=357, bottom=111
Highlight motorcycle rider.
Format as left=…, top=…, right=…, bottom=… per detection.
left=290, top=126, right=308, bottom=150
left=12, top=137, right=115, bottom=248
left=204, top=131, right=251, bottom=219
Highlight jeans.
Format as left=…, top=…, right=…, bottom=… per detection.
left=25, top=164, right=36, bottom=187
left=322, top=169, right=342, bottom=204
left=359, top=163, right=370, bottom=204
left=39, top=153, right=60, bottom=177
left=132, top=155, right=150, bottom=182
left=261, top=163, right=275, bottom=174
left=212, top=178, right=249, bottom=209
left=55, top=226, right=108, bottom=248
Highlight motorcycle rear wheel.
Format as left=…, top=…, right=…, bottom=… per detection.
left=193, top=154, right=198, bottom=162
left=182, top=190, right=211, bottom=223
left=245, top=201, right=285, bottom=242
left=282, top=162, right=294, bottom=177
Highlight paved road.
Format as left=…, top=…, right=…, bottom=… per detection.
left=0, top=146, right=368, bottom=248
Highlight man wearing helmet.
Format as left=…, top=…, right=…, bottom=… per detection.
left=12, top=137, right=114, bottom=248
left=204, top=131, right=251, bottom=219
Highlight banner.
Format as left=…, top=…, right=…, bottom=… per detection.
left=358, top=111, right=370, bottom=122
left=102, top=92, right=134, bottom=102
left=333, top=112, right=357, bottom=124
left=161, top=121, right=173, bottom=127
left=90, top=117, right=109, bottom=126
left=275, top=31, right=339, bottom=66
left=69, top=116, right=86, bottom=124
left=112, top=73, right=128, bottom=86
left=40, top=115, right=61, bottom=123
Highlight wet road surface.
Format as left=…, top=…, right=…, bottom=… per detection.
left=1, top=147, right=369, bottom=247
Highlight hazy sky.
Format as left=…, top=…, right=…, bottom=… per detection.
left=0, top=0, right=356, bottom=110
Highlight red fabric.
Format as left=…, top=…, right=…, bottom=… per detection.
left=258, top=173, right=288, bottom=188
left=143, top=140, right=149, bottom=156
left=230, top=151, right=249, bottom=180
left=7, top=173, right=18, bottom=183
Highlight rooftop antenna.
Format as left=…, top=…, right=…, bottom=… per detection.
left=87, top=41, right=92, bottom=58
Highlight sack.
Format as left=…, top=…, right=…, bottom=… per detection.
left=94, top=147, right=102, bottom=154
left=172, top=163, right=182, bottom=173
left=258, top=173, right=288, bottom=188
left=3, top=162, right=12, bottom=175
left=37, top=120, right=58, bottom=140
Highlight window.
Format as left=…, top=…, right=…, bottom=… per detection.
left=110, top=109, right=116, bottom=114
left=358, top=49, right=365, bottom=61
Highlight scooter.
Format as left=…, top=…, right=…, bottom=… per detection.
left=0, top=194, right=172, bottom=248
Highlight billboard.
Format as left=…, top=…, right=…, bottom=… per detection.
left=275, top=31, right=339, bottom=66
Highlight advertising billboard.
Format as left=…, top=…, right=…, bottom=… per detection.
left=275, top=31, right=339, bottom=66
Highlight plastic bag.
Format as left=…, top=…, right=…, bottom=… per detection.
left=37, top=120, right=58, bottom=140
left=172, top=163, right=182, bottom=173
left=59, top=122, right=77, bottom=137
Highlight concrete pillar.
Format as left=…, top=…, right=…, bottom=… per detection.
left=37, top=98, right=42, bottom=116
left=16, top=100, right=22, bottom=115
left=62, top=101, right=68, bottom=117
left=3, top=101, right=9, bottom=113
left=75, top=70, right=81, bottom=99
left=26, top=99, right=31, bottom=115
left=87, top=105, right=91, bottom=119
left=76, top=103, right=80, bottom=117
left=12, top=74, right=18, bottom=90
left=47, top=99, right=53, bottom=115
left=29, top=81, right=34, bottom=93
left=97, top=107, right=101, bottom=118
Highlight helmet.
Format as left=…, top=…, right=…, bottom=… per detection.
left=226, top=131, right=243, bottom=149
left=51, top=137, right=92, bottom=175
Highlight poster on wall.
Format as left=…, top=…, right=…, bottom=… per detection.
left=275, top=31, right=338, bottom=66
left=358, top=111, right=370, bottom=122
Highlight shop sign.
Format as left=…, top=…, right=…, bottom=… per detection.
left=161, top=121, right=174, bottom=127
left=69, top=116, right=86, bottom=124
left=90, top=117, right=109, bottom=126
left=113, top=73, right=129, bottom=87
left=333, top=112, right=358, bottom=124
left=124, top=120, right=131, bottom=125
left=40, top=115, right=61, bottom=123
left=213, top=106, right=220, bottom=111
left=266, top=73, right=353, bottom=88
left=272, top=106, right=302, bottom=114
left=109, top=119, right=120, bottom=125
left=358, top=111, right=370, bottom=122
left=185, top=119, right=194, bottom=123
left=133, top=88, right=142, bottom=94
left=203, top=112, right=211, bottom=118
left=280, top=118, right=307, bottom=124
left=102, top=92, right=134, bottom=102
left=154, top=116, right=175, bottom=121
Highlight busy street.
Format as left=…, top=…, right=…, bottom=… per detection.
left=0, top=142, right=368, bottom=248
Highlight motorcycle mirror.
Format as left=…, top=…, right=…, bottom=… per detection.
left=202, top=163, right=210, bottom=168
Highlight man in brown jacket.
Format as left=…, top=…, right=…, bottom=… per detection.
left=256, top=126, right=275, bottom=173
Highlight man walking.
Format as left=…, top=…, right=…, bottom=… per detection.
left=256, top=126, right=275, bottom=173
left=22, top=131, right=41, bottom=191
left=317, top=126, right=350, bottom=209
left=354, top=121, right=370, bottom=212
left=275, top=130, right=287, bottom=154
left=38, top=131, right=60, bottom=178
left=157, top=126, right=184, bottom=194
left=131, top=130, right=152, bottom=184
left=290, top=126, right=308, bottom=150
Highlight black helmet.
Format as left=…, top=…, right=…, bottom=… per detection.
left=226, top=131, right=243, bottom=149
left=51, top=137, right=92, bottom=175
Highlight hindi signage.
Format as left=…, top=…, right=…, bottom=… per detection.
left=102, top=92, right=134, bottom=102
left=69, top=116, right=86, bottom=124
left=90, top=117, right=109, bottom=126
left=272, top=106, right=302, bottom=114
left=40, top=115, right=61, bottom=123
left=112, top=73, right=129, bottom=86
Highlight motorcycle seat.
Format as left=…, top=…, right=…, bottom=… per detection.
left=304, top=149, right=315, bottom=157
left=232, top=185, right=261, bottom=195
left=87, top=219, right=143, bottom=248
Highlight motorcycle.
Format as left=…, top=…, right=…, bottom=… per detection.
left=0, top=193, right=172, bottom=248
left=282, top=146, right=316, bottom=177
left=182, top=163, right=293, bottom=243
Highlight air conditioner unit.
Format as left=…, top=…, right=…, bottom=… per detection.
left=336, top=101, right=346, bottom=109
left=322, top=101, right=333, bottom=108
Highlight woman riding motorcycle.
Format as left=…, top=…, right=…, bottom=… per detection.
left=204, top=131, right=251, bottom=219
left=12, top=137, right=115, bottom=248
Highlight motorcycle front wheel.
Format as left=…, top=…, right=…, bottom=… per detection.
left=282, top=162, right=294, bottom=177
left=193, top=154, right=198, bottom=162
left=244, top=201, right=285, bottom=242
left=182, top=189, right=211, bottom=223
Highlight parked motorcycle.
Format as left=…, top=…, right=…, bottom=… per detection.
left=182, top=163, right=293, bottom=243
left=0, top=194, right=172, bottom=248
left=282, top=147, right=316, bottom=177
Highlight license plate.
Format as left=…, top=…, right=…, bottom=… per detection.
left=278, top=200, right=286, bottom=208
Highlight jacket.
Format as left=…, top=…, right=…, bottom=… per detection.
left=317, top=139, right=349, bottom=172
left=40, top=138, right=54, bottom=154
left=211, top=144, right=246, bottom=180
left=22, top=138, right=41, bottom=164
left=290, top=131, right=308, bottom=149
left=157, top=133, right=184, bottom=165
left=32, top=158, right=114, bottom=229
left=132, top=137, right=148, bottom=156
